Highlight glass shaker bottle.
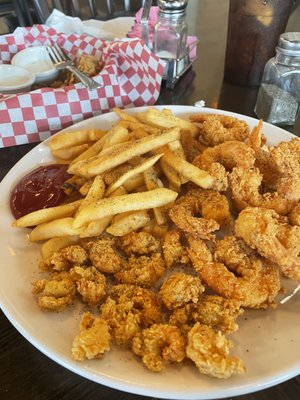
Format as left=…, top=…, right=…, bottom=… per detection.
left=152, top=0, right=188, bottom=86
left=255, top=32, right=300, bottom=126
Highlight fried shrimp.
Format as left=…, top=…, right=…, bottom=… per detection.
left=114, top=253, right=165, bottom=288
left=159, top=272, right=205, bottom=310
left=270, top=138, right=300, bottom=201
left=169, top=189, right=231, bottom=240
left=186, top=323, right=245, bottom=379
left=235, top=207, right=300, bottom=282
left=169, top=295, right=243, bottom=334
left=189, top=114, right=249, bottom=146
left=162, top=229, right=189, bottom=268
left=187, top=236, right=281, bottom=308
left=132, top=324, right=186, bottom=372
left=198, top=140, right=255, bottom=171
left=72, top=312, right=110, bottom=361
left=229, top=166, right=295, bottom=215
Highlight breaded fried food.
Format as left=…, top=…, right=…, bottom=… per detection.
left=72, top=312, right=110, bottom=361
left=84, top=237, right=122, bottom=274
left=186, top=323, right=245, bottom=379
left=114, top=253, right=165, bottom=288
left=100, top=284, right=162, bottom=346
left=162, top=229, right=189, bottom=268
left=70, top=265, right=107, bottom=307
left=32, top=271, right=76, bottom=312
left=189, top=114, right=249, bottom=146
left=118, top=231, right=160, bottom=255
left=39, top=244, right=88, bottom=272
left=159, top=272, right=205, bottom=310
left=169, top=295, right=244, bottom=334
left=132, top=324, right=186, bottom=372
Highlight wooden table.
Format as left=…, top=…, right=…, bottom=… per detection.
left=1, top=1, right=300, bottom=399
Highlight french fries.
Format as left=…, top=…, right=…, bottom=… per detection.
left=13, top=199, right=83, bottom=228
left=68, top=127, right=180, bottom=178
left=73, top=188, right=178, bottom=229
left=106, top=210, right=150, bottom=236
left=13, top=108, right=207, bottom=244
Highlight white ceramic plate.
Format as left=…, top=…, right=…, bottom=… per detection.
left=0, top=106, right=300, bottom=399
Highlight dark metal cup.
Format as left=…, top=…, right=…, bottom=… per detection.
left=224, top=0, right=293, bottom=86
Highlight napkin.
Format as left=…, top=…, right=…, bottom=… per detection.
left=45, top=9, right=134, bottom=40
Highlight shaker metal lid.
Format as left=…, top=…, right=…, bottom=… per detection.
left=158, top=0, right=188, bottom=13
left=278, top=32, right=300, bottom=56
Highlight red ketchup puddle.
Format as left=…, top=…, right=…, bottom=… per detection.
left=10, top=164, right=71, bottom=219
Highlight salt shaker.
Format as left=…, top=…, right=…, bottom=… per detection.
left=255, top=32, right=300, bottom=126
left=152, top=0, right=188, bottom=85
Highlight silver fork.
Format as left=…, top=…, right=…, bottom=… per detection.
left=46, top=44, right=102, bottom=90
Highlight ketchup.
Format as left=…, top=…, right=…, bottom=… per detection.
left=10, top=164, right=71, bottom=219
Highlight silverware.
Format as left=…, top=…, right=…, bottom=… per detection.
left=46, top=44, right=101, bottom=90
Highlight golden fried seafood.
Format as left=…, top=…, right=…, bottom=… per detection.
left=84, top=237, right=122, bottom=274
left=235, top=207, right=300, bottom=282
left=270, top=138, right=300, bottom=202
left=169, top=295, right=243, bottom=334
left=229, top=166, right=295, bottom=215
left=289, top=203, right=300, bottom=226
left=118, top=231, right=160, bottom=255
left=189, top=114, right=249, bottom=146
left=32, top=271, right=76, bottom=312
left=132, top=324, right=186, bottom=372
left=180, top=129, right=207, bottom=162
left=159, top=272, right=205, bottom=310
left=72, top=312, right=110, bottom=361
left=162, top=229, right=189, bottom=268
left=188, top=236, right=281, bottom=308
left=192, top=157, right=228, bottom=192
left=100, top=284, right=162, bottom=347
left=186, top=323, right=245, bottom=379
left=197, top=140, right=255, bottom=171
left=69, top=266, right=107, bottom=307
left=169, top=189, right=231, bottom=240
left=109, top=284, right=163, bottom=326
left=114, top=253, right=165, bottom=288
left=39, top=244, right=88, bottom=272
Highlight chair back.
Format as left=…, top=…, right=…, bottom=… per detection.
left=32, top=0, right=147, bottom=23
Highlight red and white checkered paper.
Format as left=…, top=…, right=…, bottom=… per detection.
left=0, top=25, right=165, bottom=148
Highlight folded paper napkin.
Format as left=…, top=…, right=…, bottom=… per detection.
left=127, top=7, right=198, bottom=60
left=45, top=9, right=135, bottom=39
left=0, top=25, right=165, bottom=148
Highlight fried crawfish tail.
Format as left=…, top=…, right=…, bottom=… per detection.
left=187, top=236, right=281, bottom=308
left=235, top=207, right=300, bottom=282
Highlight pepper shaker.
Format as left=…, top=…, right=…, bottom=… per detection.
left=255, top=32, right=300, bottom=126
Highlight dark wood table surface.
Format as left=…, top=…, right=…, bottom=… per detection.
left=1, top=1, right=300, bottom=399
